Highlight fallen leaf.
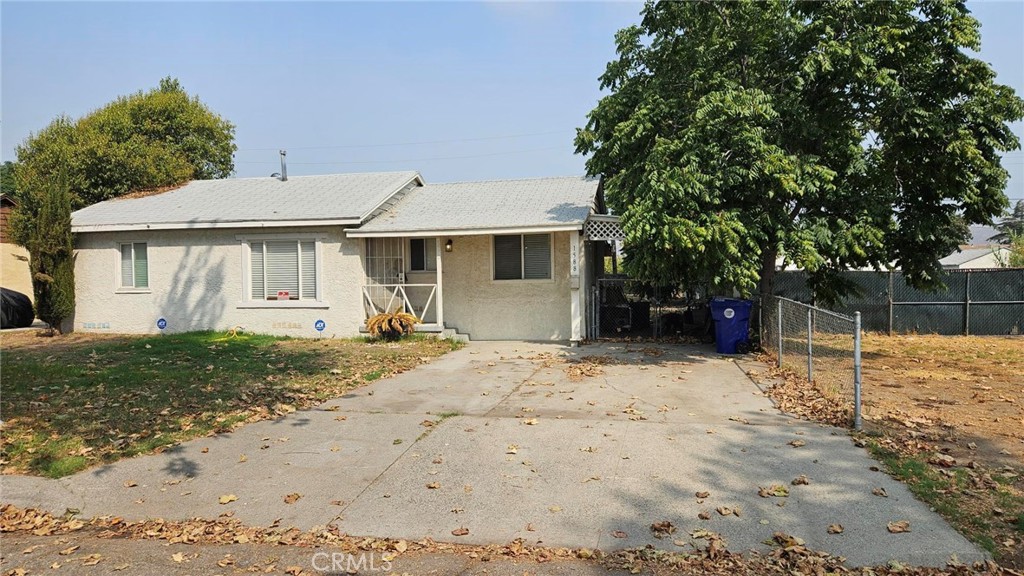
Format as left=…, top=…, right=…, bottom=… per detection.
left=21, top=545, right=43, bottom=554
left=171, top=552, right=186, bottom=563
left=82, top=554, right=103, bottom=566
left=394, top=540, right=408, bottom=553
left=716, top=506, right=733, bottom=516
left=549, top=505, right=562, bottom=513
left=239, top=454, right=248, bottom=462
left=506, top=444, right=518, bottom=454
left=773, top=532, right=805, bottom=547
left=452, top=527, right=469, bottom=536
left=393, top=439, right=403, bottom=445
left=523, top=418, right=539, bottom=425
left=525, top=523, right=536, bottom=531
left=330, top=499, right=345, bottom=506
left=789, top=439, right=806, bottom=448
left=827, top=524, right=844, bottom=534
left=123, top=480, right=138, bottom=488
left=698, top=511, right=711, bottom=520
left=758, top=484, right=790, bottom=498
left=285, top=567, right=303, bottom=576
left=887, top=520, right=911, bottom=533
left=872, top=487, right=888, bottom=498
left=218, top=494, right=238, bottom=505
left=612, top=530, right=628, bottom=538
left=695, top=491, right=710, bottom=499
left=426, top=482, right=440, bottom=489
left=650, top=520, right=676, bottom=538
left=791, top=475, right=810, bottom=485
left=284, top=492, right=302, bottom=504
left=59, top=545, right=80, bottom=555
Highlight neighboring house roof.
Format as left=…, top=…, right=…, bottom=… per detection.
left=349, top=176, right=603, bottom=237
left=940, top=245, right=1008, bottom=268
left=71, top=171, right=422, bottom=232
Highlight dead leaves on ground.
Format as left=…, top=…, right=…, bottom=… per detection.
left=758, top=484, right=790, bottom=498
left=650, top=520, right=676, bottom=538
left=563, top=355, right=619, bottom=382
left=887, top=520, right=911, bottom=533
left=1, top=504, right=1009, bottom=576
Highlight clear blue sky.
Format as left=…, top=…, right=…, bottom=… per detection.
left=2, top=1, right=1022, bottom=200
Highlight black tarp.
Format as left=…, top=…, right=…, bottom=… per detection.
left=1, top=288, right=34, bottom=329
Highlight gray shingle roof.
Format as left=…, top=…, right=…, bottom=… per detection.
left=353, top=176, right=601, bottom=235
left=72, top=171, right=421, bottom=231
left=939, top=246, right=1003, bottom=266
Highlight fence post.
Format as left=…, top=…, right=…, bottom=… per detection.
left=887, top=270, right=894, bottom=336
left=777, top=298, right=783, bottom=368
left=964, top=270, right=971, bottom=336
left=807, top=308, right=813, bottom=383
left=854, top=311, right=863, bottom=431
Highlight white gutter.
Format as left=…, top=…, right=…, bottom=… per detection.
left=346, top=223, right=584, bottom=238
left=72, top=219, right=362, bottom=233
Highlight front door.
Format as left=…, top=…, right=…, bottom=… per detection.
left=364, top=238, right=405, bottom=315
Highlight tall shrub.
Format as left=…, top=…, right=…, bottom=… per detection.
left=11, top=171, right=76, bottom=332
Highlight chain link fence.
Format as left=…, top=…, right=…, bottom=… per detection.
left=774, top=268, right=1024, bottom=335
left=762, top=296, right=862, bottom=429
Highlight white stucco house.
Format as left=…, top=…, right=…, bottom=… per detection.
left=69, top=171, right=622, bottom=342
left=939, top=245, right=1011, bottom=270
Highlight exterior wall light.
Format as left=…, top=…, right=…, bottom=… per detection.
left=445, top=239, right=453, bottom=252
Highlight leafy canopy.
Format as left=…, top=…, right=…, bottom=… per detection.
left=576, top=0, right=1023, bottom=301
left=15, top=77, right=236, bottom=209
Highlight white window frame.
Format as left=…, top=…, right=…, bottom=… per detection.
left=115, top=241, right=151, bottom=293
left=408, top=237, right=437, bottom=272
left=237, top=233, right=329, bottom=309
left=490, top=233, right=554, bottom=283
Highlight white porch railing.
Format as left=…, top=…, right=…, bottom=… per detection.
left=362, top=284, right=437, bottom=323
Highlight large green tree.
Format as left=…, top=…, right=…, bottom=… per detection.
left=576, top=0, right=1023, bottom=302
left=0, top=161, right=18, bottom=201
left=15, top=77, right=236, bottom=209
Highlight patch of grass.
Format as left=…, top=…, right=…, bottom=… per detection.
left=866, top=439, right=1024, bottom=561
left=1, top=330, right=454, bottom=477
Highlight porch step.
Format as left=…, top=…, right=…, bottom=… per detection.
left=440, top=327, right=471, bottom=343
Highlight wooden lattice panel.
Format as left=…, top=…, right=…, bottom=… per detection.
left=585, top=217, right=624, bottom=241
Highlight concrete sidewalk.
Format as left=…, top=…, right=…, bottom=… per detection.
left=1, top=341, right=985, bottom=568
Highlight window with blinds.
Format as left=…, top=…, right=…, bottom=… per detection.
left=493, top=234, right=551, bottom=280
left=249, top=240, right=317, bottom=300
left=119, top=243, right=148, bottom=289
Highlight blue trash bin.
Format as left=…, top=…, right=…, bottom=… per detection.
left=709, top=298, right=753, bottom=354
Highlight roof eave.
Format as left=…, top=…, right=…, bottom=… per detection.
left=357, top=172, right=425, bottom=223
left=347, top=222, right=585, bottom=238
left=72, top=218, right=362, bottom=233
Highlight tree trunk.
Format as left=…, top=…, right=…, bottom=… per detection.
left=758, top=246, right=778, bottom=304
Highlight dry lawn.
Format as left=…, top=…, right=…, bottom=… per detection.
left=860, top=333, right=1023, bottom=467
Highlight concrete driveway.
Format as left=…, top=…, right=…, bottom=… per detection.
left=2, top=341, right=984, bottom=567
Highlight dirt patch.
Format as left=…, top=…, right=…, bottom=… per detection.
left=859, top=334, right=1023, bottom=467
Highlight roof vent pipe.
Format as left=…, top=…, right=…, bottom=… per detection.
left=279, top=150, right=288, bottom=181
